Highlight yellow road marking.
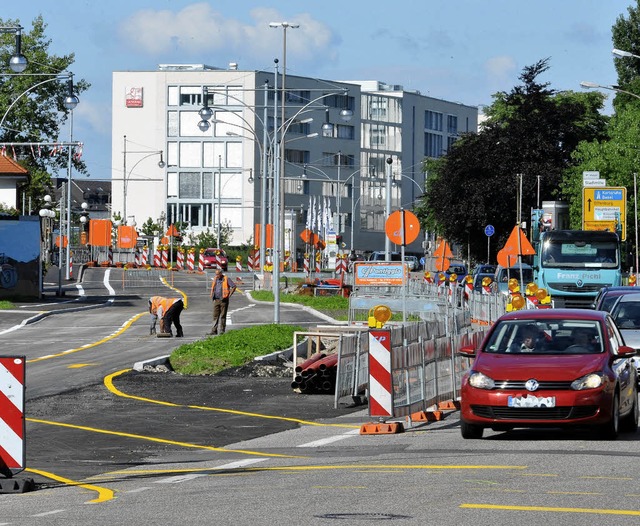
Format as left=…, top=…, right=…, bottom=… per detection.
left=104, top=369, right=360, bottom=429
left=160, top=277, right=188, bottom=308
left=26, top=417, right=300, bottom=459
left=27, top=313, right=147, bottom=363
left=460, top=503, right=640, bottom=516
left=580, top=476, right=633, bottom=481
left=68, top=364, right=96, bottom=369
left=25, top=468, right=114, bottom=504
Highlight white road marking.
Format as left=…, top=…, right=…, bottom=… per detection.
left=297, top=429, right=361, bottom=448
left=155, top=458, right=268, bottom=484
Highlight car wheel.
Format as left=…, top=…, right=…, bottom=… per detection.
left=461, top=420, right=484, bottom=439
left=599, top=393, right=620, bottom=440
left=621, top=390, right=639, bottom=433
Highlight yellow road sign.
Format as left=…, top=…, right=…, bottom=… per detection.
left=582, top=187, right=626, bottom=240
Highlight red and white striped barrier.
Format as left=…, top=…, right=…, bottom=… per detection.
left=69, top=253, right=73, bottom=278
left=248, top=251, right=255, bottom=271
left=187, top=250, right=195, bottom=271
left=198, top=251, right=205, bottom=272
left=108, top=246, right=113, bottom=266
left=161, top=247, right=168, bottom=268
left=134, top=247, right=141, bottom=267
left=140, top=247, right=148, bottom=267
left=304, top=255, right=310, bottom=275
left=153, top=247, right=161, bottom=267
left=0, top=356, right=26, bottom=475
left=236, top=257, right=242, bottom=272
left=368, top=330, right=392, bottom=418
left=176, top=250, right=184, bottom=270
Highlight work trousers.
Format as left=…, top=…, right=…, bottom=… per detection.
left=211, top=298, right=230, bottom=335
left=163, top=300, right=184, bottom=337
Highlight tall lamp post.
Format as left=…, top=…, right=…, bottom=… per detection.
left=122, top=135, right=165, bottom=225
left=581, top=79, right=640, bottom=281
left=0, top=72, right=80, bottom=281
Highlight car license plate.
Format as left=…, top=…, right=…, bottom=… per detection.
left=507, top=395, right=556, bottom=408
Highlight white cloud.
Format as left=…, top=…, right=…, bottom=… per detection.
left=117, top=3, right=338, bottom=67
left=484, top=55, right=517, bottom=85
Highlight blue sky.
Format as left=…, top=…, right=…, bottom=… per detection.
left=2, top=1, right=635, bottom=181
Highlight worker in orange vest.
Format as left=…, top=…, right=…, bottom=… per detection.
left=208, top=268, right=236, bottom=335
left=149, top=295, right=184, bottom=337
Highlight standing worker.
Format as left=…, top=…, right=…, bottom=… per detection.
left=149, top=295, right=184, bottom=337
left=209, top=268, right=236, bottom=335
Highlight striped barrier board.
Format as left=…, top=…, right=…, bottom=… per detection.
left=0, top=356, right=26, bottom=477
left=368, top=330, right=392, bottom=418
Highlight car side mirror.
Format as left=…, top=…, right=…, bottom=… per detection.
left=458, top=345, right=476, bottom=357
left=617, top=345, right=637, bottom=358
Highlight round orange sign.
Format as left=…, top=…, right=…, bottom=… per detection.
left=385, top=210, right=421, bottom=245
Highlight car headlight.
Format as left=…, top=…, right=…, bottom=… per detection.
left=571, top=372, right=604, bottom=390
left=468, top=371, right=495, bottom=390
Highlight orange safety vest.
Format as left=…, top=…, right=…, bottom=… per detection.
left=152, top=296, right=179, bottom=317
left=149, top=296, right=163, bottom=315
left=211, top=276, right=232, bottom=299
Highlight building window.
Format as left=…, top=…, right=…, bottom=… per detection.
left=447, top=114, right=458, bottom=134
left=447, top=136, right=457, bottom=151
left=179, top=172, right=201, bottom=198
left=425, top=132, right=444, bottom=158
left=286, top=90, right=311, bottom=104
left=204, top=85, right=243, bottom=106
left=285, top=149, right=310, bottom=164
left=336, top=124, right=355, bottom=140
left=370, top=125, right=386, bottom=146
left=179, top=86, right=203, bottom=106
left=167, top=172, right=178, bottom=198
left=369, top=97, right=387, bottom=119
left=425, top=110, right=443, bottom=131
left=168, top=111, right=178, bottom=137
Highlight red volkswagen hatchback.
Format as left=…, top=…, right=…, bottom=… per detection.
left=459, top=309, right=638, bottom=439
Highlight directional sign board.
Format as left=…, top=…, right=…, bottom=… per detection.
left=582, top=186, right=626, bottom=240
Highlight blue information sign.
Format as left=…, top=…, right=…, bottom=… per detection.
left=484, top=224, right=495, bottom=237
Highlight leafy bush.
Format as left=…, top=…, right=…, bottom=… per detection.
left=169, top=323, right=305, bottom=375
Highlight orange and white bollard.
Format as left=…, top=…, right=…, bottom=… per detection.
left=161, top=246, right=168, bottom=268
left=304, top=253, right=310, bottom=275
left=236, top=255, right=243, bottom=272
left=176, top=249, right=184, bottom=270
left=198, top=249, right=205, bottom=272
left=187, top=248, right=195, bottom=271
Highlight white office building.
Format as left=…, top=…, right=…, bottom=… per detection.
left=111, top=64, right=477, bottom=256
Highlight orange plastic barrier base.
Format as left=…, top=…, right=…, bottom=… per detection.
left=409, top=410, right=443, bottom=423
left=359, top=422, right=405, bottom=435
left=437, top=400, right=460, bottom=410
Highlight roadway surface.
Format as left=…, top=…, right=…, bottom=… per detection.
left=2, top=267, right=640, bottom=525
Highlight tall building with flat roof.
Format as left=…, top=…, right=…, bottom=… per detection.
left=112, top=65, right=477, bottom=255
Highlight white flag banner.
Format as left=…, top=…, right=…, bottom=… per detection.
left=305, top=196, right=312, bottom=229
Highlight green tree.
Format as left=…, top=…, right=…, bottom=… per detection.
left=420, top=59, right=607, bottom=262
left=0, top=16, right=89, bottom=212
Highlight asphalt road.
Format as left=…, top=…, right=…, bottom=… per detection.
left=3, top=267, right=640, bottom=525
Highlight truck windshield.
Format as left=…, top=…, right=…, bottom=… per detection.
left=541, top=240, right=619, bottom=269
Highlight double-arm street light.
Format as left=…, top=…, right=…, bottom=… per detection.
left=581, top=53, right=640, bottom=280
left=0, top=70, right=79, bottom=280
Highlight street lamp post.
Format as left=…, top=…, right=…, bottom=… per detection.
left=0, top=72, right=80, bottom=280
left=385, top=156, right=393, bottom=261
left=581, top=78, right=640, bottom=281
left=122, top=135, right=165, bottom=225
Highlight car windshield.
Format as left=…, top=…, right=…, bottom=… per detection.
left=497, top=268, right=534, bottom=283
left=483, top=319, right=603, bottom=354
left=611, top=301, right=640, bottom=329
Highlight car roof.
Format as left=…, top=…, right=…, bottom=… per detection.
left=497, top=308, right=609, bottom=323
left=496, top=263, right=532, bottom=270
left=615, top=293, right=640, bottom=304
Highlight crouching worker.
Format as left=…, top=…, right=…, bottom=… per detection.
left=149, top=296, right=184, bottom=337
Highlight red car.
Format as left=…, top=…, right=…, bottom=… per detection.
left=459, top=309, right=638, bottom=440
left=202, top=248, right=228, bottom=270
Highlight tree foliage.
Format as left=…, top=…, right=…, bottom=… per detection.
left=0, top=16, right=89, bottom=211
left=420, top=59, right=608, bottom=263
